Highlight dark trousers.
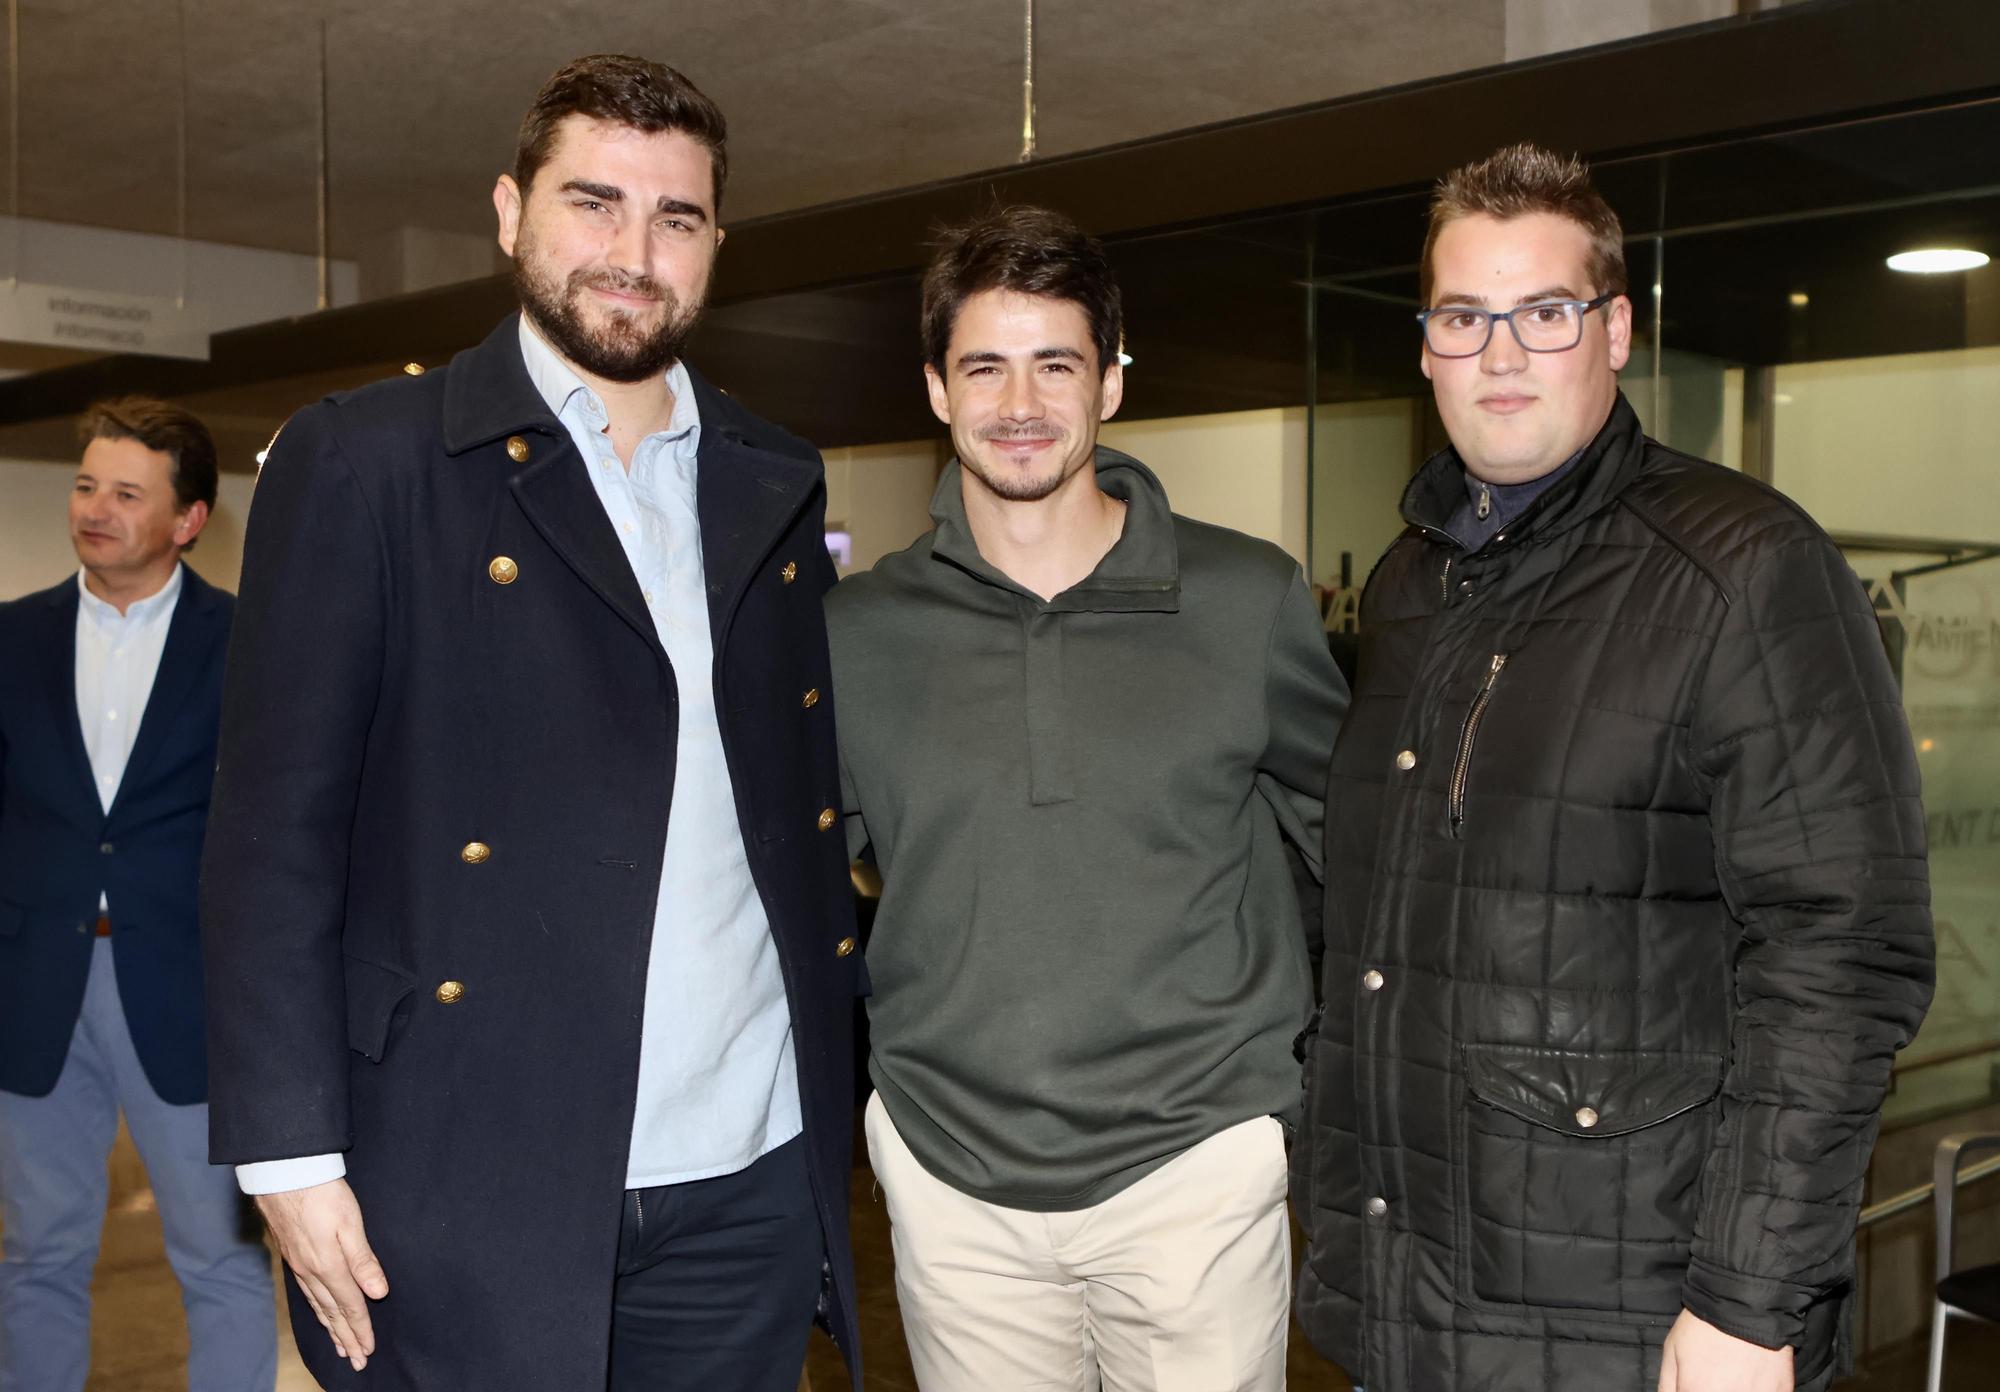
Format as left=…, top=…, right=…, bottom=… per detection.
left=609, top=1135, right=823, bottom=1392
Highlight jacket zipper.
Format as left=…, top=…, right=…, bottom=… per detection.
left=1440, top=556, right=1454, bottom=605
left=1449, top=654, right=1508, bottom=835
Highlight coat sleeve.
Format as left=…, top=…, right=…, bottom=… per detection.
left=1681, top=529, right=1934, bottom=1348
left=202, top=403, right=389, bottom=1164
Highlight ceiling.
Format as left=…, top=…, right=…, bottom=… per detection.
left=11, top=0, right=1522, bottom=272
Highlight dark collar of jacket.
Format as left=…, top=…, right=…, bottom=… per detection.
left=1401, top=391, right=1648, bottom=556
left=926, top=445, right=1181, bottom=614
left=434, top=312, right=824, bottom=653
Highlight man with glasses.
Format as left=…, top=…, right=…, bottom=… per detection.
left=1291, top=143, right=1933, bottom=1392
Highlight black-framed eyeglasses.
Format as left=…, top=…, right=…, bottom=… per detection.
left=1416, top=291, right=1618, bottom=358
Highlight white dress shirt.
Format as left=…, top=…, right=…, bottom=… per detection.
left=75, top=563, right=185, bottom=901
left=237, top=323, right=802, bottom=1196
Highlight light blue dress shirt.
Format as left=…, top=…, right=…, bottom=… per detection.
left=516, top=318, right=801, bottom=1188
left=235, top=325, right=802, bottom=1196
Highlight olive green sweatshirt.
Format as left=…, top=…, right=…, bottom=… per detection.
left=826, top=448, right=1348, bottom=1211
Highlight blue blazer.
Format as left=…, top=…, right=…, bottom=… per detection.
left=0, top=566, right=234, bottom=1105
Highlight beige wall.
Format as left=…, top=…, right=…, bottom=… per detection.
left=1772, top=345, right=2000, bottom=542
left=1101, top=406, right=1310, bottom=568
left=820, top=439, right=941, bottom=577
left=0, top=457, right=254, bottom=601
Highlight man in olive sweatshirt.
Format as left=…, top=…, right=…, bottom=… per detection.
left=826, top=204, right=1349, bottom=1392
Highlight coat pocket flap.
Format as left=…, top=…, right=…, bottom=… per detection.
left=1463, top=1044, right=1724, bottom=1138
left=343, top=954, right=418, bottom=1063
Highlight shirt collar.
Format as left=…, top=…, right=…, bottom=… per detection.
left=76, top=560, right=183, bottom=626
left=516, top=314, right=700, bottom=449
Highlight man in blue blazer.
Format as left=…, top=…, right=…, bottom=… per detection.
left=203, top=55, right=860, bottom=1392
left=0, top=398, right=276, bottom=1392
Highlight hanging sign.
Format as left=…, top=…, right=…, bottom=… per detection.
left=0, top=280, right=211, bottom=360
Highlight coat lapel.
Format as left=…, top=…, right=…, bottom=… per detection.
left=509, top=435, right=662, bottom=659
left=38, top=581, right=97, bottom=814
left=114, top=569, right=226, bottom=816
left=443, top=313, right=662, bottom=659
left=688, top=371, right=822, bottom=649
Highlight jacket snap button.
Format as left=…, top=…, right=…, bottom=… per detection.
left=1394, top=750, right=1417, bottom=772
left=1362, top=969, right=1385, bottom=992
left=1575, top=1106, right=1600, bottom=1129
left=1366, top=1196, right=1389, bottom=1217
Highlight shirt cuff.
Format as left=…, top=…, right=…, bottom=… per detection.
left=235, top=1152, right=348, bottom=1195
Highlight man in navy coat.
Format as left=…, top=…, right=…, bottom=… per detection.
left=202, top=54, right=861, bottom=1392
left=0, top=397, right=276, bottom=1392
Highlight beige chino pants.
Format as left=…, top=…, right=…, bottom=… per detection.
left=864, top=1092, right=1291, bottom=1392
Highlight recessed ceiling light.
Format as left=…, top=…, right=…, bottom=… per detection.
left=1787, top=291, right=1809, bottom=307
left=1887, top=248, right=1990, bottom=274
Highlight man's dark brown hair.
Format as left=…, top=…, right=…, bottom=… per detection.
left=514, top=54, right=729, bottom=211
left=921, top=205, right=1124, bottom=373
left=1420, top=142, right=1627, bottom=306
left=80, top=396, right=218, bottom=548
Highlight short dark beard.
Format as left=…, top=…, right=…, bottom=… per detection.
left=512, top=231, right=703, bottom=383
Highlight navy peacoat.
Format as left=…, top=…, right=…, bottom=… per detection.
left=202, top=314, right=861, bottom=1391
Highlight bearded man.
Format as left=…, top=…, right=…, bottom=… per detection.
left=201, top=54, right=862, bottom=1392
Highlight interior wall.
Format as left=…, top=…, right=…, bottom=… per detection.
left=1100, top=406, right=1310, bottom=569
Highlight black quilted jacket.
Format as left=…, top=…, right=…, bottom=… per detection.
left=1293, top=395, right=1934, bottom=1392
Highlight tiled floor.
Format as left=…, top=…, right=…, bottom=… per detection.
left=46, top=1120, right=2000, bottom=1389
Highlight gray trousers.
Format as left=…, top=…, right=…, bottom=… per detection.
left=0, top=939, right=276, bottom=1392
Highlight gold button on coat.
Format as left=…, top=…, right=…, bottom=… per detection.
left=835, top=937, right=856, bottom=958
left=505, top=435, right=530, bottom=463
left=460, top=841, right=491, bottom=864
left=488, top=556, right=518, bottom=585
left=816, top=807, right=837, bottom=832
left=402, top=362, right=425, bottom=376
left=435, top=980, right=465, bottom=1004
left=802, top=688, right=821, bottom=709
left=780, top=561, right=798, bottom=584
left=1395, top=749, right=1417, bottom=771
left=1575, top=1106, right=1600, bottom=1129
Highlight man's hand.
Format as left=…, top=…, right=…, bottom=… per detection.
left=1659, top=1309, right=1794, bottom=1392
left=256, top=1178, right=389, bottom=1372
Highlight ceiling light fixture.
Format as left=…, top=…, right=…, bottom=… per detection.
left=1886, top=248, right=1989, bottom=274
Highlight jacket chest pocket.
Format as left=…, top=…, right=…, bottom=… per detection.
left=1453, top=1043, right=1722, bottom=1320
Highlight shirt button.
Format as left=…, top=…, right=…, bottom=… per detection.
left=99, top=842, right=115, bottom=855
left=106, top=710, right=118, bottom=721
left=435, top=981, right=465, bottom=1004
left=1395, top=749, right=1417, bottom=771
left=1575, top=1106, right=1600, bottom=1129
left=1366, top=1196, right=1389, bottom=1218
left=816, top=808, right=837, bottom=832
left=460, top=841, right=492, bottom=864
left=1362, top=969, right=1385, bottom=992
